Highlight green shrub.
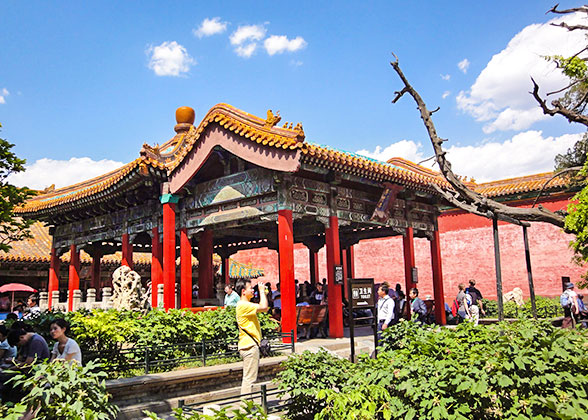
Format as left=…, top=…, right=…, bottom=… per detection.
left=276, top=349, right=356, bottom=420
left=144, top=400, right=268, bottom=419
left=482, top=296, right=563, bottom=318
left=6, top=360, right=118, bottom=420
left=280, top=320, right=588, bottom=419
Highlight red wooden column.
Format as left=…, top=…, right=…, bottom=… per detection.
left=430, top=230, right=447, bottom=325
left=198, top=230, right=214, bottom=299
left=162, top=194, right=179, bottom=310
left=90, top=251, right=102, bottom=291
left=222, top=256, right=230, bottom=285
left=326, top=216, right=344, bottom=338
left=68, top=244, right=80, bottom=311
left=180, top=228, right=192, bottom=308
left=151, top=226, right=163, bottom=308
left=278, top=209, right=296, bottom=342
left=48, top=247, right=60, bottom=309
left=121, top=233, right=133, bottom=269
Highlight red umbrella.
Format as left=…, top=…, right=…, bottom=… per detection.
left=0, top=283, right=37, bottom=312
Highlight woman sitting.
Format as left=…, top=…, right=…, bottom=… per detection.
left=49, top=319, right=82, bottom=364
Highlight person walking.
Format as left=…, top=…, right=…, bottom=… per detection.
left=377, top=283, right=395, bottom=337
left=466, top=279, right=485, bottom=325
left=456, top=283, right=470, bottom=322
left=408, top=288, right=427, bottom=323
left=223, top=284, right=239, bottom=307
left=235, top=280, right=268, bottom=396
left=561, top=282, right=580, bottom=328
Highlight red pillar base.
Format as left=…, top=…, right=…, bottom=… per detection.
left=278, top=209, right=296, bottom=343
left=180, top=228, right=193, bottom=308
left=198, top=230, right=214, bottom=299
left=326, top=216, right=343, bottom=338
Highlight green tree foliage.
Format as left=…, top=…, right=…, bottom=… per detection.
left=3, top=360, right=118, bottom=420
left=0, top=123, right=35, bottom=252
left=279, top=320, right=588, bottom=420
left=555, top=132, right=588, bottom=174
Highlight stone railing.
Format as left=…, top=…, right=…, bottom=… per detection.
left=39, top=283, right=223, bottom=312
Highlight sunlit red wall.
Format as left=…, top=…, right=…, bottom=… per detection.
left=233, top=193, right=585, bottom=302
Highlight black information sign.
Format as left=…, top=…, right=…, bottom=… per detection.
left=412, top=267, right=419, bottom=284
left=334, top=265, right=344, bottom=285
left=350, top=279, right=375, bottom=308
left=347, top=278, right=378, bottom=362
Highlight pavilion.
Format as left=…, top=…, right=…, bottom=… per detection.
left=16, top=104, right=451, bottom=340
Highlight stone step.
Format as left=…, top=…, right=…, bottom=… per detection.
left=122, top=382, right=280, bottom=420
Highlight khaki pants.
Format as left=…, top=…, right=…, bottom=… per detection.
left=470, top=305, right=480, bottom=326
left=239, top=345, right=260, bottom=395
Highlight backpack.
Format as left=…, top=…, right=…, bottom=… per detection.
left=560, top=291, right=572, bottom=309
left=451, top=299, right=459, bottom=317
left=465, top=292, right=473, bottom=306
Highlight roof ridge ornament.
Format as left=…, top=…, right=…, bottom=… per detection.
left=175, top=106, right=195, bottom=133
left=264, top=109, right=281, bottom=128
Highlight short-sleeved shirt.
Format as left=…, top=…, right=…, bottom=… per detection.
left=456, top=291, right=468, bottom=311
left=236, top=300, right=261, bottom=351
left=0, top=338, right=17, bottom=359
left=466, top=287, right=483, bottom=305
left=52, top=338, right=82, bottom=364
left=22, top=333, right=50, bottom=361
left=224, top=291, right=240, bottom=307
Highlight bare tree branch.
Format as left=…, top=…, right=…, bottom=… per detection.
left=551, top=22, right=588, bottom=31
left=547, top=4, right=588, bottom=15
left=531, top=78, right=588, bottom=126
left=390, top=55, right=566, bottom=227
left=531, top=166, right=583, bottom=208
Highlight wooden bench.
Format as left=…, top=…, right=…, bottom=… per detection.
left=296, top=305, right=328, bottom=339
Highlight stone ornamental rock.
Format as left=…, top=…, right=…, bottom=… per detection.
left=503, top=287, right=524, bottom=307
left=110, top=265, right=151, bottom=312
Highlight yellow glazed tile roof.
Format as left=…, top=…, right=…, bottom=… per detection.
left=474, top=172, right=570, bottom=198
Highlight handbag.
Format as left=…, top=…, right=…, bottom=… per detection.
left=239, top=326, right=272, bottom=357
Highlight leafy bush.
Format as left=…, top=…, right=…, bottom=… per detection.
left=280, top=320, right=588, bottom=419
left=482, top=296, right=563, bottom=318
left=10, top=307, right=280, bottom=376
left=145, top=401, right=268, bottom=419
left=5, top=360, right=118, bottom=420
left=276, top=349, right=356, bottom=420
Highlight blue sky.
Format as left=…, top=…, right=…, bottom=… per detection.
left=1, top=1, right=586, bottom=188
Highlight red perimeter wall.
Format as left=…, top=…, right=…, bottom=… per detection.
left=234, top=194, right=585, bottom=303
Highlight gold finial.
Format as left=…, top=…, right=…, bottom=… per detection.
left=294, top=122, right=305, bottom=141
left=175, top=106, right=195, bottom=133
left=264, top=109, right=281, bottom=128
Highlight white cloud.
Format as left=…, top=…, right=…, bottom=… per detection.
left=147, top=41, right=195, bottom=77
left=458, top=58, right=470, bottom=74
left=457, top=12, right=587, bottom=133
left=7, top=157, right=124, bottom=190
left=442, top=91, right=451, bottom=99
left=357, top=140, right=426, bottom=163
left=193, top=17, right=228, bottom=38
left=263, top=35, right=307, bottom=55
left=230, top=24, right=266, bottom=45
left=290, top=60, right=303, bottom=67
left=235, top=43, right=257, bottom=58
left=441, top=74, right=451, bottom=81
left=356, top=130, right=581, bottom=182
left=229, top=24, right=266, bottom=58
left=0, top=88, right=9, bottom=104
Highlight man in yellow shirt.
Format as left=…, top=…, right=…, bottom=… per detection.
left=235, top=280, right=268, bottom=395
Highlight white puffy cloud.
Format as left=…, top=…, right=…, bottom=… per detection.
left=193, top=17, right=228, bottom=38
left=0, top=88, right=9, bottom=104
left=229, top=25, right=266, bottom=58
left=147, top=41, right=195, bottom=76
left=441, top=74, right=451, bottom=81
left=263, top=35, right=307, bottom=55
left=458, top=59, right=470, bottom=74
left=358, top=131, right=582, bottom=182
left=457, top=12, right=587, bottom=133
left=7, top=157, right=124, bottom=190
left=357, top=140, right=427, bottom=163
left=442, top=91, right=451, bottom=99
left=230, top=25, right=265, bottom=45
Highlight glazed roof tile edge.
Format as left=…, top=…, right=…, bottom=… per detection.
left=16, top=156, right=166, bottom=214
left=473, top=172, right=571, bottom=198
left=16, top=104, right=455, bottom=216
